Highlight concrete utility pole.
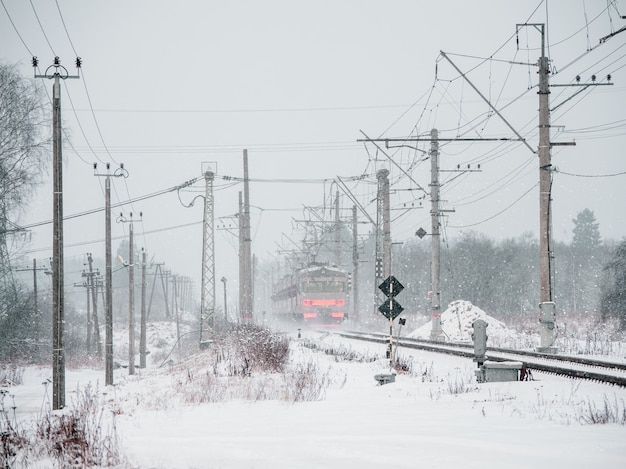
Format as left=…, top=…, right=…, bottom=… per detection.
left=534, top=23, right=558, bottom=352
left=118, top=212, right=140, bottom=375
left=334, top=191, right=341, bottom=267
left=172, top=275, right=181, bottom=355
left=33, top=56, right=80, bottom=410
left=221, top=277, right=228, bottom=323
left=129, top=220, right=135, bottom=374
left=375, top=169, right=391, bottom=317
left=241, top=150, right=253, bottom=322
left=378, top=169, right=391, bottom=278
left=238, top=191, right=244, bottom=322
left=85, top=253, right=101, bottom=357
left=105, top=176, right=114, bottom=384
left=429, top=130, right=444, bottom=341
left=161, top=266, right=171, bottom=319
left=140, top=249, right=147, bottom=368
left=94, top=163, right=127, bottom=386
left=352, top=205, right=359, bottom=323
left=200, top=166, right=216, bottom=346
left=32, top=259, right=40, bottom=344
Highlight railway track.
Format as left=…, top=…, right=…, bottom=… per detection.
left=334, top=330, right=626, bottom=387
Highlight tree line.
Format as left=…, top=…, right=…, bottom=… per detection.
left=300, top=208, right=625, bottom=329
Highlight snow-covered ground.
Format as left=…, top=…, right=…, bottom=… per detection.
left=3, top=308, right=626, bottom=468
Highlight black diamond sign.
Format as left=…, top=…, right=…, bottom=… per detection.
left=378, top=275, right=404, bottom=298
left=416, top=227, right=427, bottom=239
left=378, top=298, right=404, bottom=320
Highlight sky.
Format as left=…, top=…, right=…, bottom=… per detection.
left=2, top=1, right=626, bottom=306
left=7, top=312, right=626, bottom=468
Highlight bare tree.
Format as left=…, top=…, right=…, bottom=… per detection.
left=0, top=62, right=49, bottom=329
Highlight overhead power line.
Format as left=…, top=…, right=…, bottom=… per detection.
left=4, top=177, right=201, bottom=234
left=447, top=183, right=538, bottom=229
left=556, top=168, right=626, bottom=178
left=71, top=104, right=409, bottom=114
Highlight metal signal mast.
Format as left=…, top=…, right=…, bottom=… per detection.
left=200, top=165, right=216, bottom=346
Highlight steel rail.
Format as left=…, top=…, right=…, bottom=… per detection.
left=336, top=330, right=626, bottom=387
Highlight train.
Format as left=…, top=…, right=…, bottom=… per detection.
left=271, top=264, right=350, bottom=326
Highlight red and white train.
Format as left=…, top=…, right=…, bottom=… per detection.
left=271, top=264, right=350, bottom=325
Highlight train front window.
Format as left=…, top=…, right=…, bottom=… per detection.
left=300, top=280, right=345, bottom=293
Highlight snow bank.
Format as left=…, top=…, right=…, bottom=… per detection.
left=408, top=300, right=519, bottom=345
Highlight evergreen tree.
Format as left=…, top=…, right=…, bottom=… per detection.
left=572, top=208, right=602, bottom=255
left=570, top=209, right=602, bottom=312
left=601, top=240, right=626, bottom=329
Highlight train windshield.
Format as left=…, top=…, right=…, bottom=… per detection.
left=300, top=280, right=345, bottom=293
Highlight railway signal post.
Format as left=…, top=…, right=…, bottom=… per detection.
left=378, top=275, right=404, bottom=368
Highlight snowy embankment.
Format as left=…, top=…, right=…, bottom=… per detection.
left=2, top=310, right=626, bottom=468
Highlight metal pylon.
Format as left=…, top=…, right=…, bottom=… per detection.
left=200, top=168, right=216, bottom=346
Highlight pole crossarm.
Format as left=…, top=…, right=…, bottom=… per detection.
left=358, top=130, right=429, bottom=195
left=439, top=51, right=535, bottom=155
left=550, top=82, right=614, bottom=112
left=336, top=176, right=376, bottom=226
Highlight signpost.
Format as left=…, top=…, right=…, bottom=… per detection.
left=378, top=275, right=404, bottom=367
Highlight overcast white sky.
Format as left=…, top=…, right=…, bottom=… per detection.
left=2, top=1, right=625, bottom=297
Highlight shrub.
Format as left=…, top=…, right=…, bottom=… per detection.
left=1, top=389, right=27, bottom=468
left=35, top=384, right=123, bottom=467
left=0, top=364, right=25, bottom=387
left=580, top=394, right=626, bottom=425
left=211, top=323, right=290, bottom=376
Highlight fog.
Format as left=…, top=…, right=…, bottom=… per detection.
left=2, top=0, right=625, bottom=308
